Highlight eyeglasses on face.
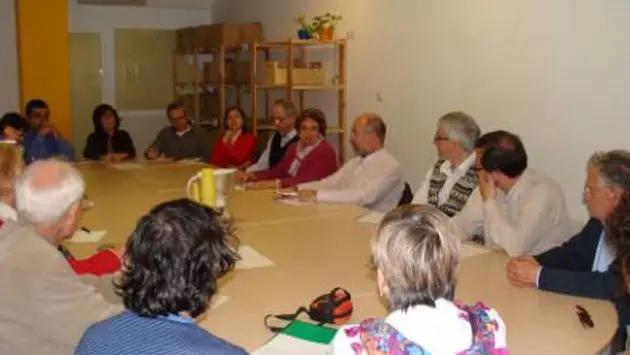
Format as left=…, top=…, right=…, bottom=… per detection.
left=433, top=132, right=449, bottom=142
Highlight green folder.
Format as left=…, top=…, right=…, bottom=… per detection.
left=280, top=320, right=338, bottom=344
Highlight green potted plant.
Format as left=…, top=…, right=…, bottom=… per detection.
left=295, top=15, right=314, bottom=39
left=312, top=13, right=342, bottom=41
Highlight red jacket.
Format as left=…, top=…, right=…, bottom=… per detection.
left=254, top=141, right=338, bottom=188
left=210, top=132, right=257, bottom=168
left=67, top=250, right=121, bottom=276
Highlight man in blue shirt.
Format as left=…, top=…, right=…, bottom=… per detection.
left=22, top=99, right=75, bottom=163
left=76, top=199, right=247, bottom=355
left=507, top=149, right=630, bottom=352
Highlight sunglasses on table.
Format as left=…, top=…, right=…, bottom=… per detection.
left=576, top=305, right=594, bottom=328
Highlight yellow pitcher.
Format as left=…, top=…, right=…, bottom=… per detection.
left=187, top=168, right=217, bottom=207
left=186, top=168, right=236, bottom=208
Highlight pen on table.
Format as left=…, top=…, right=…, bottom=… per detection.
left=81, top=226, right=91, bottom=233
left=57, top=245, right=75, bottom=260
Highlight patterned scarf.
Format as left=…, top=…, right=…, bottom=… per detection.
left=287, top=137, right=323, bottom=176
left=345, top=301, right=509, bottom=355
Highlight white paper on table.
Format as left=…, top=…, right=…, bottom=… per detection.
left=235, top=245, right=274, bottom=270
left=460, top=242, right=491, bottom=259
left=357, top=212, right=385, bottom=224
left=233, top=184, right=245, bottom=191
left=111, top=163, right=145, bottom=170
left=69, top=230, right=107, bottom=243
left=81, top=199, right=96, bottom=211
left=209, top=294, right=230, bottom=310
left=177, top=158, right=206, bottom=165
left=252, top=333, right=331, bottom=355
left=276, top=198, right=309, bottom=206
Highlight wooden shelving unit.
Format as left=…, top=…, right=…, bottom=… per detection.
left=250, top=39, right=347, bottom=161
left=172, top=46, right=270, bottom=129
left=173, top=38, right=347, bottom=161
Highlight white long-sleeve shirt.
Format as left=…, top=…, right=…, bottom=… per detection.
left=298, top=148, right=404, bottom=213
left=453, top=169, right=572, bottom=256
left=412, top=152, right=477, bottom=205
left=246, top=130, right=297, bottom=172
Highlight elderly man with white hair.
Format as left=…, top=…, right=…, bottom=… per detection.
left=412, top=111, right=481, bottom=217
left=0, top=159, right=122, bottom=355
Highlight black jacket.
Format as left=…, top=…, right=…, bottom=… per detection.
left=535, top=218, right=629, bottom=329
left=83, top=130, right=136, bottom=160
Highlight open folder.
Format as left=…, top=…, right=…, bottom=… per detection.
left=252, top=320, right=337, bottom=355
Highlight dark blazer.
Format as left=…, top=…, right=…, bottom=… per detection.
left=83, top=130, right=136, bottom=161
left=535, top=218, right=629, bottom=330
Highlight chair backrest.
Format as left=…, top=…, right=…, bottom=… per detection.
left=398, top=182, right=414, bottom=206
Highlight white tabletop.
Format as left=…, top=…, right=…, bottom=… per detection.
left=71, top=162, right=617, bottom=354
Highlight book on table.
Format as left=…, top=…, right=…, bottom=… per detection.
left=252, top=320, right=338, bottom=355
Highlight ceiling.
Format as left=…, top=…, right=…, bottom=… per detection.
left=75, top=0, right=213, bottom=10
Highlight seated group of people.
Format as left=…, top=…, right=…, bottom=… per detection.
left=0, top=154, right=509, bottom=354
left=1, top=97, right=630, bottom=353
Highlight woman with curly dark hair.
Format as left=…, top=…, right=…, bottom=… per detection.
left=76, top=199, right=246, bottom=355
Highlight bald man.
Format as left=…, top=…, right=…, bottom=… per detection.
left=296, top=113, right=404, bottom=212
left=0, top=159, right=122, bottom=355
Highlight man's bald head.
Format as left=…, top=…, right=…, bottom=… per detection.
left=351, top=113, right=387, bottom=156
left=15, top=159, right=85, bottom=225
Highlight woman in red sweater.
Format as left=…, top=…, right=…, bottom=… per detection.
left=237, top=108, right=338, bottom=189
left=209, top=107, right=257, bottom=168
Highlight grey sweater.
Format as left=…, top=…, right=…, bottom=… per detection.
left=148, top=125, right=210, bottom=160
left=0, top=220, right=122, bottom=355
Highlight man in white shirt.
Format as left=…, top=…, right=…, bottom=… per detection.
left=453, top=130, right=572, bottom=256
left=412, top=111, right=481, bottom=217
left=246, top=99, right=298, bottom=172
left=296, top=113, right=404, bottom=212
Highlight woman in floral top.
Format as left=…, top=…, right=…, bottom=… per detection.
left=330, top=204, right=509, bottom=354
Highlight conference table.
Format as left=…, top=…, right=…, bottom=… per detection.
left=67, top=161, right=617, bottom=354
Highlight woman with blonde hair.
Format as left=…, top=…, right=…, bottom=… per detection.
left=331, top=204, right=509, bottom=354
left=0, top=142, right=24, bottom=220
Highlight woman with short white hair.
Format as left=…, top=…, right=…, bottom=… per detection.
left=331, top=204, right=508, bottom=354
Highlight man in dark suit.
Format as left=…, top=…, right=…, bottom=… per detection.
left=507, top=149, right=630, bottom=350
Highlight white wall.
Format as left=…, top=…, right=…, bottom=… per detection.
left=0, top=0, right=20, bottom=113
left=68, top=0, right=213, bottom=154
left=213, top=0, right=630, bottom=221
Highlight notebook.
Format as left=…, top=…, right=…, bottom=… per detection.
left=253, top=320, right=337, bottom=355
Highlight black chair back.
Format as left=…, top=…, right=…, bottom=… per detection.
left=398, top=182, right=414, bottom=206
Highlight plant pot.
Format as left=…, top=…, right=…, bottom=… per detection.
left=297, top=28, right=312, bottom=40
left=316, top=26, right=334, bottom=41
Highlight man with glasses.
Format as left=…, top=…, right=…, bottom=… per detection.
left=507, top=150, right=630, bottom=353
left=246, top=99, right=298, bottom=172
left=412, top=112, right=481, bottom=217
left=453, top=130, right=572, bottom=256
left=22, top=99, right=75, bottom=163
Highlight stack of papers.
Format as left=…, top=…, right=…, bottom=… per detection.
left=253, top=320, right=337, bottom=355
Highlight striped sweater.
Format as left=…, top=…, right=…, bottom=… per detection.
left=76, top=311, right=248, bottom=355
